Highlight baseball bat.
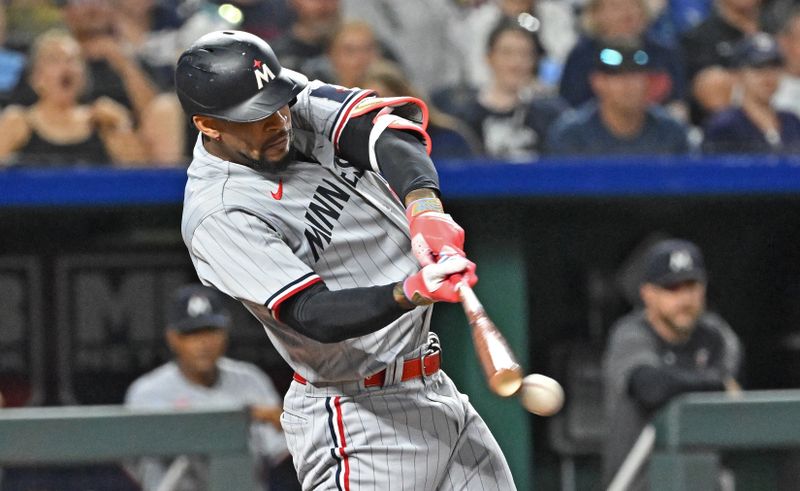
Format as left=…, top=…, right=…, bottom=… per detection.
left=457, top=282, right=523, bottom=397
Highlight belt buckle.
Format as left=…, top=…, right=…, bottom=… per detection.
left=419, top=351, right=431, bottom=380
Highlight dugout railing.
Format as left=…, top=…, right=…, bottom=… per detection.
left=650, top=389, right=800, bottom=490
left=0, top=405, right=256, bottom=490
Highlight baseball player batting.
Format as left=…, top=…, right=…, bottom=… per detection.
left=175, top=30, right=516, bottom=490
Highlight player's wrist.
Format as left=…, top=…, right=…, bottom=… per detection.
left=404, top=188, right=439, bottom=207
left=394, top=281, right=419, bottom=309
left=405, top=196, right=444, bottom=222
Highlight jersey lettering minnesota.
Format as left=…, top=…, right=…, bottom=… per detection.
left=181, top=81, right=431, bottom=383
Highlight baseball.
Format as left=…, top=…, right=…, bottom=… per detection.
left=519, top=373, right=564, bottom=416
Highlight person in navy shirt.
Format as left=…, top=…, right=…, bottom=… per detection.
left=559, top=0, right=687, bottom=119
left=547, top=42, right=689, bottom=156
left=703, top=33, right=800, bottom=154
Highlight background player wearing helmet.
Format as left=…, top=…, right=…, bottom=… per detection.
left=176, top=30, right=516, bottom=490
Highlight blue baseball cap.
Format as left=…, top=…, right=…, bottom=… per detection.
left=166, top=284, right=231, bottom=333
left=733, top=33, right=783, bottom=68
left=594, top=43, right=651, bottom=74
left=642, top=239, right=707, bottom=287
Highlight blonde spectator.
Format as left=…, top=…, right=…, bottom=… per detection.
left=0, top=30, right=146, bottom=167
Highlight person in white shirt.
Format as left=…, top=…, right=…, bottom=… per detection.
left=125, top=284, right=293, bottom=491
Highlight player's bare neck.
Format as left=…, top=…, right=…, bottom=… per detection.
left=202, top=136, right=239, bottom=165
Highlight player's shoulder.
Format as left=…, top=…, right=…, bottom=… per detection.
left=610, top=309, right=646, bottom=330
left=218, top=357, right=270, bottom=381
left=608, top=310, right=650, bottom=342
left=698, top=311, right=737, bottom=338
left=292, top=80, right=373, bottom=133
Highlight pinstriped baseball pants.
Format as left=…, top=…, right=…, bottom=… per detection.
left=281, top=369, right=516, bottom=490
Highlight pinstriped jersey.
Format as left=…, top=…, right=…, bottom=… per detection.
left=181, top=81, right=432, bottom=383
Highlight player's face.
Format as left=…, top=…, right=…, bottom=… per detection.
left=219, top=105, right=294, bottom=169
left=645, top=281, right=706, bottom=338
left=168, top=328, right=228, bottom=380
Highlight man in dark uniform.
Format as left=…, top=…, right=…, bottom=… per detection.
left=602, top=239, right=742, bottom=490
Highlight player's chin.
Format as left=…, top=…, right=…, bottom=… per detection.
left=260, top=132, right=293, bottom=162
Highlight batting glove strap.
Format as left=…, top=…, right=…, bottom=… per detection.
left=403, top=256, right=477, bottom=305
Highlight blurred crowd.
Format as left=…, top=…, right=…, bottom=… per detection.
left=1, top=0, right=800, bottom=168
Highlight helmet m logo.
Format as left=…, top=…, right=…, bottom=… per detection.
left=253, top=59, right=276, bottom=90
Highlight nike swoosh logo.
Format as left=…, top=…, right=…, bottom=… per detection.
left=271, top=179, right=283, bottom=200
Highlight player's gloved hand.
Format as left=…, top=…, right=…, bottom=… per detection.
left=406, top=197, right=465, bottom=266
left=403, top=254, right=478, bottom=306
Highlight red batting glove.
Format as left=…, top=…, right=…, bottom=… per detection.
left=403, top=255, right=478, bottom=305
left=406, top=197, right=465, bottom=266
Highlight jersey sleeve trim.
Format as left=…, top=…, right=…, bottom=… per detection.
left=330, top=89, right=375, bottom=151
left=267, top=272, right=323, bottom=320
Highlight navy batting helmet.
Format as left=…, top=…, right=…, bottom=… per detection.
left=175, top=30, right=307, bottom=122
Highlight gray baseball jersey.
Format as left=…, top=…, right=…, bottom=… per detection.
left=181, top=80, right=515, bottom=490
left=182, top=81, right=431, bottom=383
left=125, top=357, right=289, bottom=490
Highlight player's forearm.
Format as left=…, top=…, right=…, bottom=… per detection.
left=374, top=129, right=439, bottom=201
left=279, top=282, right=412, bottom=343
left=628, top=365, right=726, bottom=411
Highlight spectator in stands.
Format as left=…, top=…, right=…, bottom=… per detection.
left=59, top=0, right=159, bottom=121
left=645, top=0, right=714, bottom=48
left=4, top=0, right=186, bottom=165
left=547, top=43, right=689, bottom=155
left=362, top=60, right=481, bottom=160
left=112, top=0, right=184, bottom=91
left=303, top=20, right=381, bottom=88
left=125, top=284, right=297, bottom=491
left=436, top=20, right=566, bottom=161
left=270, top=0, right=341, bottom=72
left=453, top=0, right=578, bottom=88
left=773, top=9, right=800, bottom=120
left=0, top=30, right=146, bottom=167
left=681, top=0, right=762, bottom=124
left=559, top=0, right=688, bottom=120
left=602, top=238, right=742, bottom=490
left=703, top=33, right=800, bottom=153
left=341, top=0, right=462, bottom=95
